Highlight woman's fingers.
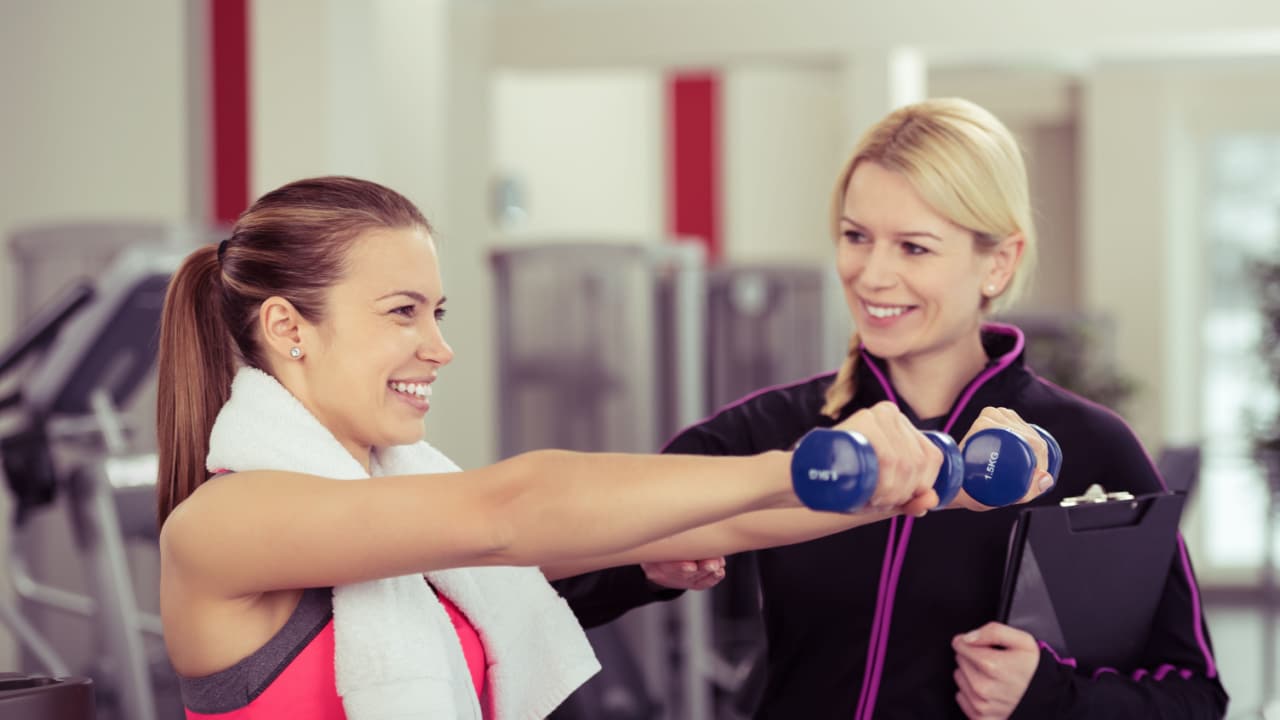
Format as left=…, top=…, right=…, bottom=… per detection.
left=867, top=403, right=936, bottom=511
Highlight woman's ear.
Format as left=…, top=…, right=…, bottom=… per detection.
left=259, top=296, right=306, bottom=362
left=984, top=232, right=1025, bottom=297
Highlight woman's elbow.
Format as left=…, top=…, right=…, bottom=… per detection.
left=458, top=449, right=564, bottom=566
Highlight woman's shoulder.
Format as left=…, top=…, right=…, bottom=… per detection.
left=1017, top=374, right=1137, bottom=438
left=1014, top=375, right=1159, bottom=494
left=662, top=372, right=835, bottom=454
left=712, top=372, right=834, bottom=426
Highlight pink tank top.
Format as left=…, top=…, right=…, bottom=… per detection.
left=181, top=586, right=487, bottom=719
left=440, top=593, right=487, bottom=696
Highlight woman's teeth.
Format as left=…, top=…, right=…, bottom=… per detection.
left=389, top=381, right=431, bottom=399
left=866, top=303, right=909, bottom=319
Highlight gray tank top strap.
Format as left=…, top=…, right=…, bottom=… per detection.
left=179, top=586, right=334, bottom=714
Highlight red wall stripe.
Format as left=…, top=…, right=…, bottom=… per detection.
left=668, top=73, right=720, bottom=262
left=210, top=0, right=250, bottom=225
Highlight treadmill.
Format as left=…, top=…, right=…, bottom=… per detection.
left=0, top=243, right=185, bottom=720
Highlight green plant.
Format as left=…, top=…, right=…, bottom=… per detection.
left=1252, top=258, right=1280, bottom=486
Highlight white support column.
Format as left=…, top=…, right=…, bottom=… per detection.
left=250, top=0, right=335, bottom=192
left=184, top=0, right=210, bottom=226
left=431, top=0, right=498, bottom=469
left=1161, top=94, right=1201, bottom=448
left=1080, top=64, right=1173, bottom=450
left=326, top=0, right=380, bottom=181
left=368, top=0, right=451, bottom=213
left=670, top=243, right=711, bottom=720
left=839, top=48, right=928, bottom=151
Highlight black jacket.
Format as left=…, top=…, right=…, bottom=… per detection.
left=555, top=323, right=1228, bottom=719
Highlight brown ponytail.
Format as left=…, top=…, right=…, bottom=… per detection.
left=156, top=245, right=236, bottom=525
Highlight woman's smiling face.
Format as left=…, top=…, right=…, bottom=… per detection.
left=836, top=161, right=996, bottom=365
left=293, top=225, right=453, bottom=462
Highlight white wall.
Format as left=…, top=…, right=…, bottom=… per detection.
left=721, top=65, right=844, bottom=264
left=434, top=1, right=498, bottom=470
left=492, top=70, right=666, bottom=242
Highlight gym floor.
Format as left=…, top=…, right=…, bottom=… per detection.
left=1206, top=602, right=1280, bottom=720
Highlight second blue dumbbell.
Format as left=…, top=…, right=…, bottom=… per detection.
left=962, top=424, right=1061, bottom=506
left=791, top=425, right=1061, bottom=513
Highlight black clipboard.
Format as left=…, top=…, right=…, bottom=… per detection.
left=996, top=485, right=1186, bottom=670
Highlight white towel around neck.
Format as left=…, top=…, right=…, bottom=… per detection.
left=205, top=367, right=600, bottom=719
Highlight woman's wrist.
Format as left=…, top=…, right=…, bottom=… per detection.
left=764, top=450, right=800, bottom=510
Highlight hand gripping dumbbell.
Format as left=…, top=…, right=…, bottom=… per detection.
left=791, top=424, right=1062, bottom=513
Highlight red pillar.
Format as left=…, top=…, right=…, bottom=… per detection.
left=668, top=73, right=721, bottom=262
left=210, top=0, right=250, bottom=224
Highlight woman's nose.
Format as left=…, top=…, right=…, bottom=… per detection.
left=857, top=242, right=898, bottom=289
left=418, top=324, right=454, bottom=366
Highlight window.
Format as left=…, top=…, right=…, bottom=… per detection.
left=1201, top=135, right=1280, bottom=572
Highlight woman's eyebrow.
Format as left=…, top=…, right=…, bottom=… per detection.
left=376, top=290, right=429, bottom=303
left=840, top=217, right=943, bottom=242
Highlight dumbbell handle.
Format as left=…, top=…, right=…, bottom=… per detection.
left=1033, top=424, right=1063, bottom=479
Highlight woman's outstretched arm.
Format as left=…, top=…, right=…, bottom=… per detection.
left=542, top=404, right=1054, bottom=579
left=161, top=448, right=802, bottom=598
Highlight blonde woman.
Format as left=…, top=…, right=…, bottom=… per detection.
left=557, top=98, right=1226, bottom=719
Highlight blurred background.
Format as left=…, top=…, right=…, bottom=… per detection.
left=2, top=0, right=1280, bottom=718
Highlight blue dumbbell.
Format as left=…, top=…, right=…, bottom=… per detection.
left=791, top=424, right=1061, bottom=513
left=962, top=424, right=1062, bottom=506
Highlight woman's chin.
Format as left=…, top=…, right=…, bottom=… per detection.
left=859, top=336, right=907, bottom=360
left=381, top=424, right=427, bottom=448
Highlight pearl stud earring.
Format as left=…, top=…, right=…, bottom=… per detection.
left=290, top=347, right=303, bottom=359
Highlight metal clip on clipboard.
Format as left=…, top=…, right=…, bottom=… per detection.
left=1059, top=483, right=1134, bottom=507
left=1055, top=484, right=1155, bottom=532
